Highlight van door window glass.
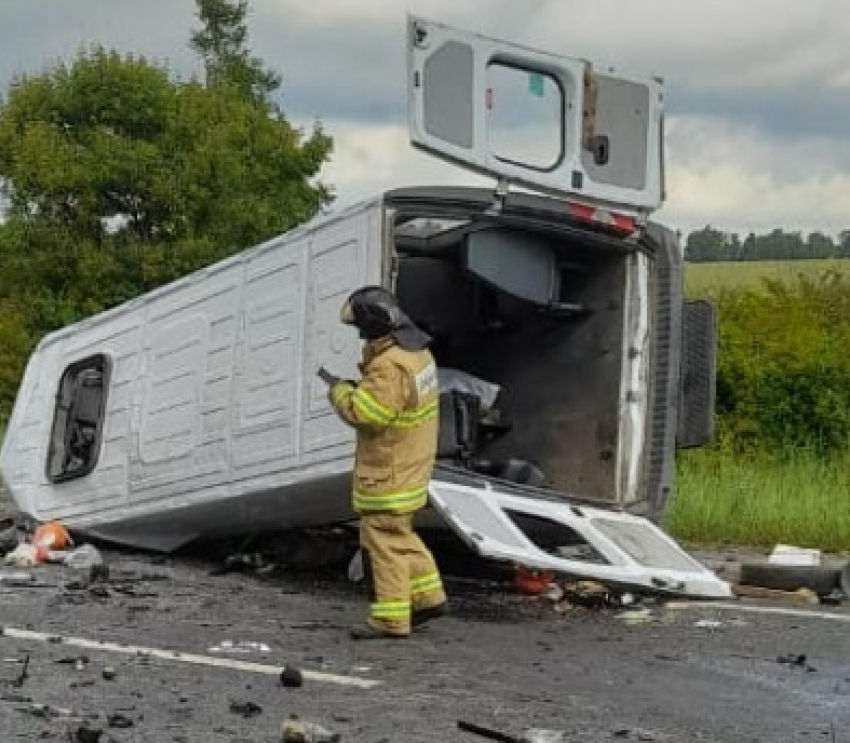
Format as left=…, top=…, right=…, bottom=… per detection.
left=46, top=354, right=109, bottom=483
left=485, top=63, right=563, bottom=171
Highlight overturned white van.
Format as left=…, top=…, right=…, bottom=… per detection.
left=0, top=17, right=728, bottom=598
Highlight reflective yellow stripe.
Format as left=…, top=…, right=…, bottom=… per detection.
left=395, top=400, right=438, bottom=428
left=411, top=572, right=443, bottom=595
left=351, top=389, right=437, bottom=430
left=353, top=488, right=428, bottom=513
left=352, top=388, right=396, bottom=425
left=330, top=382, right=354, bottom=407
left=370, top=600, right=411, bottom=620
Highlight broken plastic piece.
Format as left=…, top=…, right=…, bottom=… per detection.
left=63, top=544, right=104, bottom=572
left=33, top=521, right=72, bottom=552
left=281, top=714, right=341, bottom=742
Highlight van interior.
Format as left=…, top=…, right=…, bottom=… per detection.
left=393, top=214, right=635, bottom=506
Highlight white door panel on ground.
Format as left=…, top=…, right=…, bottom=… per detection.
left=429, top=480, right=732, bottom=599
left=407, top=15, right=665, bottom=216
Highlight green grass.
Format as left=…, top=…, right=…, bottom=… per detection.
left=666, top=450, right=850, bottom=552
left=686, top=258, right=850, bottom=298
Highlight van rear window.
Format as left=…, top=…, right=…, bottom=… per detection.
left=46, top=354, right=110, bottom=483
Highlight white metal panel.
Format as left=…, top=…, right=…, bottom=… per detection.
left=230, top=240, right=304, bottom=476
left=617, top=252, right=651, bottom=505
left=1, top=198, right=384, bottom=536
left=300, top=206, right=384, bottom=467
left=407, top=15, right=664, bottom=216
left=130, top=264, right=238, bottom=503
left=429, top=479, right=732, bottom=599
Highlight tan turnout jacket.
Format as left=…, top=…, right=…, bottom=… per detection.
left=329, top=337, right=439, bottom=515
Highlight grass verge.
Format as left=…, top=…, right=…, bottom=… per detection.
left=666, top=449, right=850, bottom=552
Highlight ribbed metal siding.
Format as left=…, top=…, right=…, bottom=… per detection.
left=640, top=224, right=683, bottom=522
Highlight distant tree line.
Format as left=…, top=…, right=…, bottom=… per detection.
left=685, top=227, right=850, bottom=262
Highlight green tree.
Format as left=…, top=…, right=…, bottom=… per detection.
left=190, top=0, right=281, bottom=103
left=685, top=226, right=727, bottom=262
left=0, top=6, right=333, bottom=420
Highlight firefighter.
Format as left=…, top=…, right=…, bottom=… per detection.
left=328, top=286, right=448, bottom=640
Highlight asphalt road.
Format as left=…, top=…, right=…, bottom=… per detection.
left=1, top=541, right=849, bottom=743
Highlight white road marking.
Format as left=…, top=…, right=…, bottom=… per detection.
left=0, top=626, right=381, bottom=688
left=666, top=601, right=850, bottom=623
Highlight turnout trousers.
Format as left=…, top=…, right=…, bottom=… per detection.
left=359, top=512, right=446, bottom=636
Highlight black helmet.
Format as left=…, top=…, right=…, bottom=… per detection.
left=340, top=286, right=431, bottom=351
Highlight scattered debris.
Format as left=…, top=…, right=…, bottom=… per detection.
left=0, top=571, right=47, bottom=587
left=33, top=521, right=73, bottom=552
left=281, top=714, right=341, bottom=742
left=777, top=653, right=818, bottom=673
left=209, top=640, right=271, bottom=655
left=768, top=545, right=821, bottom=567
left=693, top=620, right=724, bottom=629
left=71, top=724, right=104, bottom=743
left=64, top=544, right=108, bottom=581
left=230, top=699, right=263, bottom=718
left=3, top=543, right=41, bottom=568
left=615, top=608, right=655, bottom=626
left=457, top=720, right=566, bottom=742
left=612, top=730, right=657, bottom=741
left=280, top=665, right=304, bottom=688
left=733, top=584, right=820, bottom=605
left=107, top=712, right=135, bottom=728
left=523, top=730, right=567, bottom=743
left=0, top=653, right=30, bottom=688
left=514, top=567, right=555, bottom=596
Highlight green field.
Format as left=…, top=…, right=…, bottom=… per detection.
left=666, top=450, right=850, bottom=552
left=685, top=258, right=850, bottom=298
left=678, top=258, right=850, bottom=551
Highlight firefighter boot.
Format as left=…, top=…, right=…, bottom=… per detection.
left=350, top=620, right=409, bottom=641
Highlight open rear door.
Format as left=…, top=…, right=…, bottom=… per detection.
left=429, top=478, right=731, bottom=599
left=407, top=15, right=665, bottom=219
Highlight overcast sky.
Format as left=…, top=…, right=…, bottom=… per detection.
left=1, top=0, right=848, bottom=237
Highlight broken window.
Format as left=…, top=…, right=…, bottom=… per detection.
left=46, top=354, right=110, bottom=483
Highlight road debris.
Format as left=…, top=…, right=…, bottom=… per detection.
left=694, top=620, right=724, bottom=629
left=733, top=584, right=820, bottom=605
left=615, top=608, right=655, bottom=626
left=777, top=653, right=817, bottom=673
left=768, top=545, right=821, bottom=566
left=209, top=640, right=271, bottom=655
left=230, top=699, right=263, bottom=718
left=107, top=712, right=135, bottom=728
left=0, top=653, right=30, bottom=688
left=71, top=724, right=105, bottom=743
left=280, top=664, right=304, bottom=688
left=281, top=714, right=341, bottom=742
left=458, top=720, right=568, bottom=742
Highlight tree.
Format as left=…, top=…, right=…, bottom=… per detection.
left=0, top=5, right=333, bottom=419
left=838, top=230, right=850, bottom=259
left=685, top=226, right=727, bottom=262
left=190, top=0, right=280, bottom=104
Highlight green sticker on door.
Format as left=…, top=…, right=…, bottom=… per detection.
left=528, top=72, right=545, bottom=97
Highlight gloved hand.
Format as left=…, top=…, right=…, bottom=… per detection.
left=316, top=366, right=341, bottom=386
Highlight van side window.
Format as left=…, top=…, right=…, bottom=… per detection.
left=46, top=354, right=110, bottom=483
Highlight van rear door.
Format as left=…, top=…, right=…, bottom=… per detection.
left=407, top=15, right=665, bottom=219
